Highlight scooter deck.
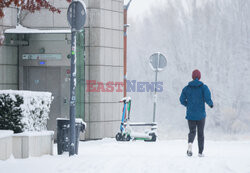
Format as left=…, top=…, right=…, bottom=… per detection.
left=131, top=132, right=152, bottom=139
left=124, top=122, right=157, bottom=127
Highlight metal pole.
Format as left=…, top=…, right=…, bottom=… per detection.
left=69, top=1, right=77, bottom=156
left=17, top=7, right=21, bottom=26
left=153, top=53, right=160, bottom=122
left=153, top=70, right=158, bottom=122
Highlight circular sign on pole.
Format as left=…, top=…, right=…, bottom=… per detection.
left=67, top=0, right=87, bottom=30
left=149, top=52, right=167, bottom=72
left=149, top=52, right=167, bottom=122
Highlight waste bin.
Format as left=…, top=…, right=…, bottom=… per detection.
left=57, top=118, right=86, bottom=155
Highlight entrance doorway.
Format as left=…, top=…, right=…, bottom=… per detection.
left=23, top=66, right=68, bottom=133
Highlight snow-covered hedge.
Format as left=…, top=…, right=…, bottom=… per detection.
left=0, top=90, right=53, bottom=132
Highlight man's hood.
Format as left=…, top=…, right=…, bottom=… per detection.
left=188, top=79, right=203, bottom=87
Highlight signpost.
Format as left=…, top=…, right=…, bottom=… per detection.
left=67, top=0, right=86, bottom=156
left=149, top=53, right=167, bottom=122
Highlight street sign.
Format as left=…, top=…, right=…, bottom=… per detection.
left=67, top=0, right=87, bottom=31
left=149, top=52, right=167, bottom=72
left=22, top=54, right=62, bottom=60
left=148, top=52, right=167, bottom=122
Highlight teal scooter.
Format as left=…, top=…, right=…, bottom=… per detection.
left=115, top=97, right=157, bottom=142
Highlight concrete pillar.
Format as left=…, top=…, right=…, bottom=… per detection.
left=84, top=0, right=124, bottom=139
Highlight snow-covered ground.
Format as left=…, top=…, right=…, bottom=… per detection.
left=1, top=139, right=250, bottom=173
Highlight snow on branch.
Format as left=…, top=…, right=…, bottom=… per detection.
left=0, top=0, right=72, bottom=18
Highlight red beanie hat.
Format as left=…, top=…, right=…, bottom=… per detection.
left=192, top=69, right=201, bottom=80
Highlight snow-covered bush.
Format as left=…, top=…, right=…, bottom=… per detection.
left=0, top=94, right=24, bottom=133
left=0, top=90, right=53, bottom=132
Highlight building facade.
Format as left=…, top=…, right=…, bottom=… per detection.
left=0, top=0, right=124, bottom=140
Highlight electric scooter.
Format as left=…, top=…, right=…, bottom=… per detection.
left=115, top=97, right=157, bottom=142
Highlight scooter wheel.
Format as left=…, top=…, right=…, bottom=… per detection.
left=115, top=133, right=122, bottom=141
left=125, top=135, right=131, bottom=141
left=150, top=133, right=157, bottom=142
left=144, top=133, right=157, bottom=142
left=122, top=134, right=126, bottom=141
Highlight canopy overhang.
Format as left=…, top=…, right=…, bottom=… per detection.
left=4, top=25, right=71, bottom=34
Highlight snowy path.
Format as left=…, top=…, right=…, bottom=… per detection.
left=1, top=139, right=250, bottom=173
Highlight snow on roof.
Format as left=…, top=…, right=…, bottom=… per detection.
left=4, top=25, right=71, bottom=34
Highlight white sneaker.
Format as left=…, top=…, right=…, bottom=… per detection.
left=198, top=153, right=205, bottom=157
left=187, top=143, right=193, bottom=157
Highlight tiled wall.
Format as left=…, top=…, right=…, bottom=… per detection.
left=0, top=7, right=18, bottom=90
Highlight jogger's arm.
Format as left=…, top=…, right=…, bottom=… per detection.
left=180, top=87, right=188, bottom=107
left=203, top=85, right=213, bottom=108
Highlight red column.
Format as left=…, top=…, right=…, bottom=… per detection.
left=123, top=8, right=127, bottom=97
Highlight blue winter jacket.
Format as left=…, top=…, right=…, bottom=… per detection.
left=179, top=79, right=213, bottom=120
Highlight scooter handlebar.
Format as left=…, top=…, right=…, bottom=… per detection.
left=119, top=97, right=131, bottom=103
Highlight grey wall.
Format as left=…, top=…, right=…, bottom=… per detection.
left=1, top=0, right=124, bottom=140
left=0, top=7, right=18, bottom=90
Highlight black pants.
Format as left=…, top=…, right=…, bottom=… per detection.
left=188, top=118, right=205, bottom=154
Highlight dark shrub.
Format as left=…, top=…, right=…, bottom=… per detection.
left=0, top=94, right=24, bottom=133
